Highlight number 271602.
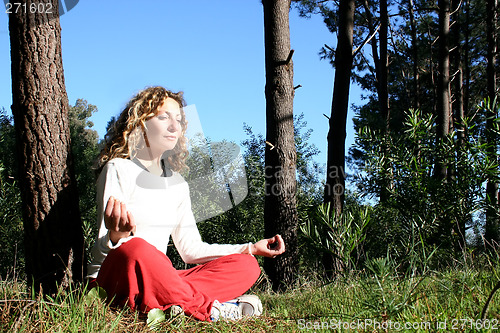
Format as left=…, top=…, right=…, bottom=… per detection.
left=5, top=2, right=53, bottom=14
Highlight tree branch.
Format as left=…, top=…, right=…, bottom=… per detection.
left=353, top=23, right=381, bottom=58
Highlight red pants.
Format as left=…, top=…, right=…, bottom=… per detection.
left=95, top=237, right=261, bottom=321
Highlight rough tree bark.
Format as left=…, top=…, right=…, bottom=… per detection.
left=9, top=0, right=85, bottom=293
left=262, top=0, right=298, bottom=291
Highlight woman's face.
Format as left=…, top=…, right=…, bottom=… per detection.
left=144, top=97, right=183, bottom=154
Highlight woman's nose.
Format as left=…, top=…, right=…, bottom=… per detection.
left=168, top=119, right=181, bottom=132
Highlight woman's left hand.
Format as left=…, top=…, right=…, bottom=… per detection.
left=251, top=234, right=286, bottom=258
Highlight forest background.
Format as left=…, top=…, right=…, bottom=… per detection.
left=1, top=0, right=500, bottom=331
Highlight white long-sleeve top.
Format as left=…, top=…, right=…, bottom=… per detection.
left=87, top=158, right=251, bottom=279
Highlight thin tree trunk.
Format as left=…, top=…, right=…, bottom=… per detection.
left=408, top=0, right=420, bottom=110
left=9, top=0, right=85, bottom=293
left=360, top=0, right=389, bottom=129
left=435, top=0, right=451, bottom=180
left=262, top=0, right=298, bottom=291
left=324, top=0, right=355, bottom=214
left=463, top=0, right=471, bottom=115
left=485, top=0, right=499, bottom=245
left=424, top=25, right=439, bottom=120
left=380, top=0, right=389, bottom=130
left=451, top=0, right=466, bottom=252
left=362, top=0, right=381, bottom=97
left=361, top=0, right=391, bottom=203
left=323, top=0, right=355, bottom=274
left=379, top=0, right=392, bottom=202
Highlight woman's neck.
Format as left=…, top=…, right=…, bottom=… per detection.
left=134, top=149, right=163, bottom=176
left=136, top=158, right=163, bottom=176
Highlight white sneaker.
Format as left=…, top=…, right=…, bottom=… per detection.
left=210, top=294, right=263, bottom=321
left=167, top=305, right=183, bottom=317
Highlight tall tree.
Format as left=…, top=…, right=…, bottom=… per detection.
left=316, top=0, right=356, bottom=275
left=9, top=0, right=85, bottom=293
left=379, top=0, right=389, bottom=130
left=262, top=0, right=298, bottom=291
left=357, top=0, right=389, bottom=124
left=407, top=0, right=420, bottom=110
left=324, top=0, right=355, bottom=216
left=360, top=0, right=391, bottom=201
left=450, top=0, right=467, bottom=251
left=450, top=0, right=464, bottom=150
left=484, top=0, right=499, bottom=244
left=434, top=0, right=451, bottom=180
left=463, top=0, right=471, bottom=117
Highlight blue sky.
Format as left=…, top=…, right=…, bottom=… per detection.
left=0, top=0, right=362, bottom=169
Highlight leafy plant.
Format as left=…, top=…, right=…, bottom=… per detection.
left=300, top=202, right=371, bottom=273
left=358, top=255, right=427, bottom=322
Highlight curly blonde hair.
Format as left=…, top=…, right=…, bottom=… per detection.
left=97, top=86, right=189, bottom=174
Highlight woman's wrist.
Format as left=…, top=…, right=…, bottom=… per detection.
left=249, top=242, right=255, bottom=256
left=109, top=230, right=132, bottom=245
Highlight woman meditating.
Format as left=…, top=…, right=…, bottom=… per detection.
left=87, top=86, right=285, bottom=321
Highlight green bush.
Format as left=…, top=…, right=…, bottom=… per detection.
left=352, top=107, right=494, bottom=269
left=0, top=164, right=24, bottom=278
left=300, top=200, right=371, bottom=274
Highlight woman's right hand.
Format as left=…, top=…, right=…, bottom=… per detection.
left=104, top=196, right=136, bottom=245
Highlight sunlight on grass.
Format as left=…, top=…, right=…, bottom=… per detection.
left=1, top=258, right=499, bottom=332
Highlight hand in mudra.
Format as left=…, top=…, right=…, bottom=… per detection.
left=104, top=196, right=136, bottom=244
left=252, top=234, right=286, bottom=258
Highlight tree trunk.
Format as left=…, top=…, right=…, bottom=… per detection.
left=362, top=0, right=391, bottom=203
left=262, top=0, right=298, bottom=291
left=324, top=0, right=355, bottom=215
left=434, top=0, right=451, bottom=180
left=379, top=0, right=392, bottom=202
left=362, top=0, right=381, bottom=99
left=380, top=0, right=389, bottom=130
left=451, top=0, right=467, bottom=252
left=323, top=0, right=355, bottom=274
left=9, top=0, right=85, bottom=293
left=463, top=0, right=471, bottom=116
left=360, top=0, right=388, bottom=127
left=408, top=0, right=420, bottom=110
left=485, top=0, right=499, bottom=245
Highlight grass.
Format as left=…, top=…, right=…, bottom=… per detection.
left=1, top=261, right=499, bottom=333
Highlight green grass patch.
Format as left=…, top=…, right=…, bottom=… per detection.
left=1, top=264, right=499, bottom=332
